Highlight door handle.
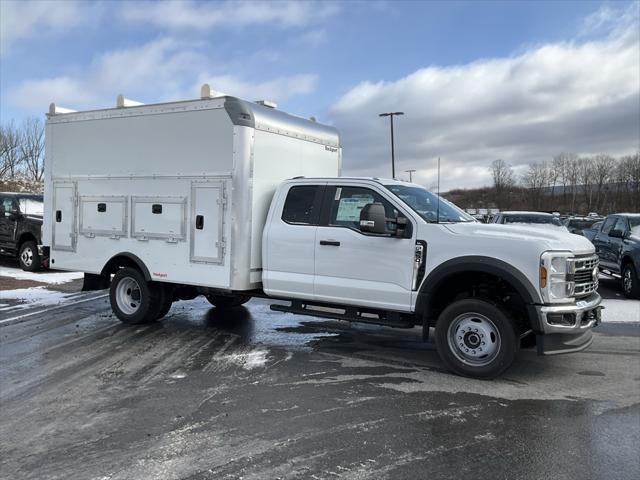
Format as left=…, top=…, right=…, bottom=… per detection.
left=319, top=240, right=340, bottom=246
left=195, top=215, right=204, bottom=230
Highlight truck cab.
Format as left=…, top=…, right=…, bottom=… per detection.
left=263, top=178, right=602, bottom=378
left=0, top=192, right=45, bottom=271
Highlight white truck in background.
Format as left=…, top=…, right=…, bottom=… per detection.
left=43, top=87, right=602, bottom=378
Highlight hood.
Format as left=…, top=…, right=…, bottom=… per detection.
left=444, top=222, right=595, bottom=255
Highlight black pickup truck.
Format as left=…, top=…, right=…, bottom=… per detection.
left=0, top=192, right=45, bottom=271
left=589, top=213, right=640, bottom=298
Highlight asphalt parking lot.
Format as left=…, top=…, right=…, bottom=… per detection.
left=1, top=267, right=639, bottom=480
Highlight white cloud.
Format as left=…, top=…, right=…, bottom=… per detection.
left=330, top=7, right=640, bottom=190
left=10, top=38, right=318, bottom=113
left=0, top=0, right=87, bottom=56
left=120, top=0, right=339, bottom=30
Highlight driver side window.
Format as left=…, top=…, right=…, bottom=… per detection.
left=328, top=186, right=398, bottom=233
left=613, top=217, right=628, bottom=233
left=1, top=197, right=14, bottom=218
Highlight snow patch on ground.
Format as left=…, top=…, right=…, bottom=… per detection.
left=0, top=267, right=83, bottom=285
left=0, top=287, right=75, bottom=312
left=225, top=349, right=269, bottom=370
left=601, top=298, right=640, bottom=323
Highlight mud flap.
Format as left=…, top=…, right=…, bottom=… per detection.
left=82, top=273, right=110, bottom=291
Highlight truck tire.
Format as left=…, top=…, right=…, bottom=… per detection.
left=110, top=268, right=163, bottom=324
left=434, top=298, right=518, bottom=379
left=156, top=285, right=174, bottom=320
left=18, top=241, right=40, bottom=272
left=621, top=262, right=640, bottom=299
left=205, top=294, right=251, bottom=309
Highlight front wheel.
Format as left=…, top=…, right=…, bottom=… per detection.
left=622, top=263, right=640, bottom=299
left=434, top=299, right=518, bottom=379
left=19, top=241, right=40, bottom=272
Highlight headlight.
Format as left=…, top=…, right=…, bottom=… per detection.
left=540, top=251, right=575, bottom=303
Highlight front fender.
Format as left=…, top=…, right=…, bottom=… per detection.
left=416, top=256, right=543, bottom=331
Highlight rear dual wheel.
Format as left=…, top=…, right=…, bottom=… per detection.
left=110, top=268, right=173, bottom=324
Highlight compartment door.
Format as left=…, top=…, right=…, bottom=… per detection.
left=190, top=182, right=226, bottom=264
left=52, top=182, right=77, bottom=251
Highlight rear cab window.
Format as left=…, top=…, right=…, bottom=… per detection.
left=281, top=185, right=324, bottom=225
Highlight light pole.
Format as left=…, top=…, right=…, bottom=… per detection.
left=379, top=111, right=404, bottom=179
left=405, top=169, right=416, bottom=182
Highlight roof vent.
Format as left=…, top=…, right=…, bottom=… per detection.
left=200, top=83, right=225, bottom=99
left=255, top=100, right=277, bottom=109
left=48, top=103, right=76, bottom=115
left=116, top=95, right=144, bottom=108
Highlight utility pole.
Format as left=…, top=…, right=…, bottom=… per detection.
left=405, top=169, right=416, bottom=182
left=379, top=112, right=404, bottom=179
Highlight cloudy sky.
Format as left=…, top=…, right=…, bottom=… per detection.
left=1, top=0, right=638, bottom=190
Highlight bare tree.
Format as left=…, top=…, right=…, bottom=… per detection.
left=19, top=117, right=45, bottom=182
left=565, top=154, right=580, bottom=212
left=578, top=156, right=595, bottom=212
left=522, top=161, right=549, bottom=210
left=592, top=154, right=615, bottom=211
left=0, top=121, right=23, bottom=179
left=489, top=159, right=515, bottom=207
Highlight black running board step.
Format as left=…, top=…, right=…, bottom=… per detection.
left=270, top=301, right=414, bottom=329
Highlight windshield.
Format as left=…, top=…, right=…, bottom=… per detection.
left=504, top=214, right=562, bottom=226
left=384, top=184, right=474, bottom=223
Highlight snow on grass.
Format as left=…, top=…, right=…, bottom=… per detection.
left=601, top=298, right=640, bottom=324
left=0, top=266, right=83, bottom=285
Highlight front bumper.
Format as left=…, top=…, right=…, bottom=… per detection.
left=534, top=293, right=602, bottom=355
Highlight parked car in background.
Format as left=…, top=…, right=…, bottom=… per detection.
left=491, top=211, right=567, bottom=230
left=0, top=192, right=45, bottom=271
left=563, top=216, right=603, bottom=235
left=590, top=213, right=640, bottom=298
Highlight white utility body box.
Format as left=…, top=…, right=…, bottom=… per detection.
left=43, top=92, right=341, bottom=291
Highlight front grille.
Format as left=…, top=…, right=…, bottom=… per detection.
left=570, top=255, right=599, bottom=298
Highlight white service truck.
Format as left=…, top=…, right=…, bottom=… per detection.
left=43, top=88, right=602, bottom=378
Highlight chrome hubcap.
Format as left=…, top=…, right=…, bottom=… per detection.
left=447, top=312, right=501, bottom=366
left=623, top=269, right=632, bottom=293
left=21, top=247, right=33, bottom=266
left=116, top=277, right=142, bottom=315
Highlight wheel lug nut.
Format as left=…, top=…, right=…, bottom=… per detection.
left=481, top=342, right=485, bottom=346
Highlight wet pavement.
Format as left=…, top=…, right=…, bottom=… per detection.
left=0, top=295, right=639, bottom=480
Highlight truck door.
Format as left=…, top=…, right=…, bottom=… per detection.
left=594, top=216, right=617, bottom=270
left=263, top=184, right=324, bottom=298
left=607, top=217, right=629, bottom=273
left=314, top=185, right=415, bottom=312
left=52, top=183, right=76, bottom=252
left=190, top=182, right=226, bottom=264
left=0, top=196, right=16, bottom=250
